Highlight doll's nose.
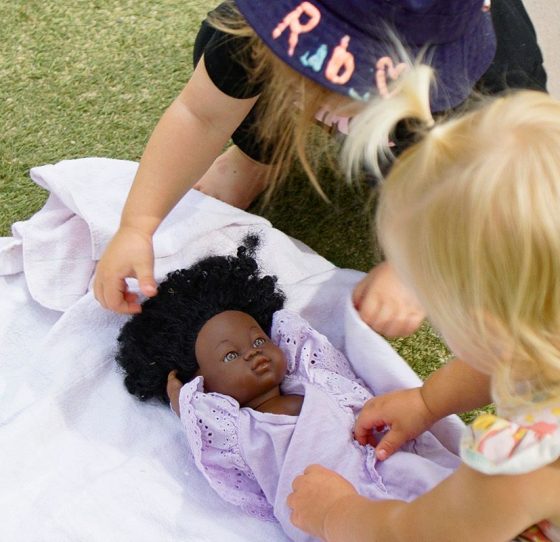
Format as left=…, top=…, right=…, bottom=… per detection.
left=244, top=348, right=262, bottom=361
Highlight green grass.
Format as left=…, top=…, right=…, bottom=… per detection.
left=1, top=0, right=207, bottom=231
left=2, top=0, right=475, bottom=414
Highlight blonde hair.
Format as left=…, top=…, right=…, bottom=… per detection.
left=208, top=2, right=346, bottom=201
left=345, top=68, right=560, bottom=407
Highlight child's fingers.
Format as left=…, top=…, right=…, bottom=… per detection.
left=354, top=402, right=386, bottom=444
left=354, top=426, right=382, bottom=447
left=377, top=309, right=414, bottom=337
left=352, top=276, right=368, bottom=309
left=139, top=279, right=157, bottom=297
left=356, top=291, right=385, bottom=333
left=98, top=276, right=141, bottom=314
left=363, top=303, right=393, bottom=335
left=135, top=260, right=157, bottom=297
left=123, top=291, right=138, bottom=303
left=358, top=297, right=408, bottom=337
left=93, top=271, right=111, bottom=309
left=361, top=300, right=424, bottom=338
left=374, top=426, right=409, bottom=460
left=392, top=312, right=424, bottom=337
left=352, top=262, right=425, bottom=337
left=355, top=285, right=405, bottom=336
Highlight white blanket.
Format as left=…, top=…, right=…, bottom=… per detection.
left=0, top=158, right=464, bottom=542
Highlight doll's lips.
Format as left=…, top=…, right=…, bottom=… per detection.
left=252, top=358, right=271, bottom=374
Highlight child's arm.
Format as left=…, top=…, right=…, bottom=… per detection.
left=354, top=359, right=491, bottom=459
left=94, top=58, right=259, bottom=313
left=353, top=261, right=425, bottom=338
left=288, top=460, right=559, bottom=542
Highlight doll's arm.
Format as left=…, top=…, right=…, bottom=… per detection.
left=167, top=371, right=182, bottom=415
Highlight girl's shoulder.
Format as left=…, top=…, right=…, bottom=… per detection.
left=197, top=3, right=262, bottom=100
left=460, top=400, right=560, bottom=475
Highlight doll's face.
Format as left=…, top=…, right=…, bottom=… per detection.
left=194, top=310, right=287, bottom=406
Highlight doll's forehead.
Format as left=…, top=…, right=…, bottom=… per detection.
left=196, top=310, right=265, bottom=349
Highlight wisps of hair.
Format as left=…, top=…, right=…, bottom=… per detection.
left=342, top=61, right=435, bottom=181
left=115, top=234, right=286, bottom=404
left=208, top=2, right=343, bottom=201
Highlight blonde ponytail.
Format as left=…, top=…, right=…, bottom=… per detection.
left=342, top=63, right=435, bottom=180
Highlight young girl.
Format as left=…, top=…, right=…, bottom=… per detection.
left=116, top=237, right=460, bottom=542
left=287, top=77, right=560, bottom=540
left=93, top=0, right=545, bottom=338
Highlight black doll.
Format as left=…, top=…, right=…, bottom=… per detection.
left=115, top=234, right=459, bottom=540
left=116, top=235, right=288, bottom=407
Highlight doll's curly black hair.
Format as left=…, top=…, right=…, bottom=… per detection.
left=115, top=235, right=286, bottom=404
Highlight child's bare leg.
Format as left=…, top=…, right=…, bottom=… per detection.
left=193, top=145, right=270, bottom=209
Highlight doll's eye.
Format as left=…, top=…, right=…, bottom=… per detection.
left=253, top=338, right=266, bottom=347
left=223, top=351, right=239, bottom=363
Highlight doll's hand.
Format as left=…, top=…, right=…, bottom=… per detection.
left=288, top=464, right=358, bottom=540
left=354, top=388, right=437, bottom=460
left=167, top=371, right=183, bottom=416
left=353, top=261, right=425, bottom=337
left=94, top=226, right=157, bottom=314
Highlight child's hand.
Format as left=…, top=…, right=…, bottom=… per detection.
left=167, top=371, right=183, bottom=416
left=94, top=226, right=158, bottom=313
left=353, top=261, right=425, bottom=337
left=287, top=464, right=358, bottom=540
left=354, top=388, right=437, bottom=460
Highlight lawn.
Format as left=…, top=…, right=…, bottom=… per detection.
left=1, top=0, right=474, bottom=417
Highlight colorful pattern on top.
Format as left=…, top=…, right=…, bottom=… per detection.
left=461, top=399, right=560, bottom=541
